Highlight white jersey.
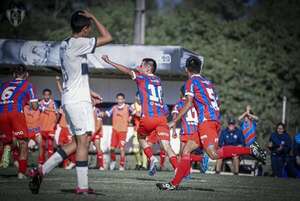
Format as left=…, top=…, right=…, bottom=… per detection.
left=59, top=37, right=97, bottom=105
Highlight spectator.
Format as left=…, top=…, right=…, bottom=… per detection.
left=268, top=123, right=292, bottom=177
left=216, top=117, right=245, bottom=175
left=239, top=105, right=259, bottom=147
left=286, top=132, right=300, bottom=178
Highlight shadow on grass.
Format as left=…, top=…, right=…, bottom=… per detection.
left=60, top=189, right=106, bottom=196
left=0, top=174, right=17, bottom=178
left=178, top=187, right=215, bottom=192
left=135, top=177, right=165, bottom=182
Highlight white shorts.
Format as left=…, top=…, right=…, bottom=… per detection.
left=63, top=102, right=95, bottom=136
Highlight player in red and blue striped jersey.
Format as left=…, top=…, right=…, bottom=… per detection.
left=0, top=65, right=38, bottom=179
left=101, top=55, right=177, bottom=176
left=157, top=56, right=266, bottom=190
left=239, top=105, right=259, bottom=147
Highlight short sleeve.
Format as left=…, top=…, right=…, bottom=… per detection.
left=131, top=71, right=145, bottom=82
left=185, top=79, right=194, bottom=97
left=26, top=83, right=38, bottom=103
left=72, top=37, right=97, bottom=56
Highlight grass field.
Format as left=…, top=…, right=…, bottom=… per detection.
left=0, top=167, right=300, bottom=201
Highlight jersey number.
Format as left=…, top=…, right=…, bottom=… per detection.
left=185, top=108, right=198, bottom=125
left=1, top=86, right=16, bottom=101
left=206, top=88, right=220, bottom=111
left=148, top=84, right=162, bottom=103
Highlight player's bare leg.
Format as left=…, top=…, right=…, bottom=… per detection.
left=159, top=131, right=178, bottom=170
left=119, top=143, right=126, bottom=171
left=35, top=134, right=44, bottom=166
left=232, top=156, right=240, bottom=175
left=18, top=139, right=28, bottom=179
left=138, top=137, right=158, bottom=176
left=157, top=140, right=198, bottom=190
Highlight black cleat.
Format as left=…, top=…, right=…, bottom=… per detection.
left=28, top=167, right=43, bottom=194
left=156, top=182, right=177, bottom=191
left=250, top=141, right=266, bottom=164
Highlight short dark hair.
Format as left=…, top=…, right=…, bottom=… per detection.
left=185, top=56, right=202, bottom=73
left=43, top=88, right=52, bottom=95
left=13, top=64, right=27, bottom=77
left=70, top=10, right=91, bottom=33
left=276, top=122, right=286, bottom=132
left=116, top=93, right=125, bottom=98
left=142, top=58, right=157, bottom=73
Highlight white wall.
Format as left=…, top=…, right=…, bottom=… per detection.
left=0, top=75, right=184, bottom=104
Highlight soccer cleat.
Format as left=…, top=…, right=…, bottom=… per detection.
left=28, top=167, right=43, bottom=194
left=75, top=187, right=96, bottom=195
left=110, top=161, right=116, bottom=170
left=65, top=162, right=76, bottom=170
left=148, top=157, right=158, bottom=176
left=18, top=172, right=27, bottom=179
left=250, top=141, right=266, bottom=164
left=0, top=145, right=11, bottom=168
left=119, top=166, right=125, bottom=171
left=156, top=182, right=177, bottom=191
left=99, top=167, right=105, bottom=171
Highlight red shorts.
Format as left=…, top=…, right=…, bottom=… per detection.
left=28, top=127, right=41, bottom=141
left=192, top=121, right=220, bottom=149
left=146, top=131, right=159, bottom=144
left=41, top=130, right=55, bottom=139
left=180, top=132, right=199, bottom=144
left=58, top=127, right=72, bottom=145
left=138, top=116, right=170, bottom=141
left=0, top=111, right=28, bottom=140
left=111, top=129, right=127, bottom=148
left=91, top=129, right=103, bottom=143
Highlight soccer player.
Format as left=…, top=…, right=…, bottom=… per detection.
left=130, top=92, right=148, bottom=170
left=239, top=105, right=259, bottom=147
left=29, top=10, right=112, bottom=194
left=0, top=65, right=38, bottom=179
left=24, top=103, right=43, bottom=165
left=156, top=56, right=266, bottom=190
left=101, top=55, right=178, bottom=176
left=39, top=88, right=58, bottom=164
left=101, top=93, right=132, bottom=171
left=90, top=106, right=104, bottom=170
left=171, top=86, right=203, bottom=169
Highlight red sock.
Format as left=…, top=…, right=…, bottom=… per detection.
left=190, top=154, right=203, bottom=162
left=169, top=156, right=178, bottom=170
left=171, top=154, right=191, bottom=186
left=110, top=152, right=116, bottom=161
left=19, top=159, right=27, bottom=174
left=47, top=138, right=54, bottom=158
left=63, top=160, right=68, bottom=168
left=217, top=146, right=251, bottom=159
left=120, top=155, right=126, bottom=167
left=69, top=153, right=76, bottom=163
left=159, top=150, right=166, bottom=168
left=143, top=147, right=153, bottom=160
left=97, top=152, right=104, bottom=168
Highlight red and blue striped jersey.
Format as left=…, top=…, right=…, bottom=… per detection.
left=132, top=71, right=166, bottom=118
left=0, top=79, right=37, bottom=113
left=185, top=74, right=221, bottom=123
left=172, top=98, right=198, bottom=135
left=241, top=119, right=257, bottom=146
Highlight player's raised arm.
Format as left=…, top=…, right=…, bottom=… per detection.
left=169, top=95, right=193, bottom=128
left=101, top=55, right=135, bottom=78
left=79, top=10, right=112, bottom=46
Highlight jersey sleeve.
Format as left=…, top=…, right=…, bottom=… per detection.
left=131, top=71, right=145, bottom=82
left=105, top=106, right=114, bottom=117
left=184, top=79, right=194, bottom=97
left=26, top=83, right=38, bottom=103
left=73, top=37, right=97, bottom=56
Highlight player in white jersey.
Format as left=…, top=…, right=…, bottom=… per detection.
left=29, top=10, right=112, bottom=195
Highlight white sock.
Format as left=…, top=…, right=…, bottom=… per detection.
left=42, top=152, right=63, bottom=175
left=76, top=166, right=88, bottom=189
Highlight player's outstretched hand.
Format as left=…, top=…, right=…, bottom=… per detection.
left=101, top=55, right=110, bottom=63
left=78, top=10, right=94, bottom=19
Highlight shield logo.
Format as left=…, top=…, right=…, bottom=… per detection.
left=6, top=4, right=26, bottom=27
